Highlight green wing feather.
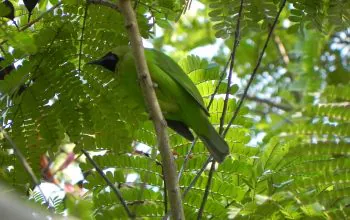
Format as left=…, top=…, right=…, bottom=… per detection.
left=146, top=49, right=210, bottom=116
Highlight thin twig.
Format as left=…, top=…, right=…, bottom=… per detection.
left=271, top=31, right=295, bottom=81
left=81, top=149, right=135, bottom=218
left=207, top=57, right=232, bottom=108
left=219, top=0, right=244, bottom=135
left=182, top=156, right=212, bottom=198
left=78, top=4, right=89, bottom=73
left=119, top=0, right=184, bottom=218
left=0, top=127, right=49, bottom=206
left=177, top=137, right=197, bottom=181
left=197, top=161, right=216, bottom=220
left=244, top=94, right=293, bottom=111
left=223, top=0, right=287, bottom=138
left=88, top=0, right=164, bottom=14
left=88, top=0, right=120, bottom=11
left=137, top=1, right=163, bottom=14
left=273, top=33, right=289, bottom=65
left=162, top=166, right=168, bottom=215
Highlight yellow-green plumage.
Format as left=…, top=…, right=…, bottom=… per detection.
left=89, top=46, right=229, bottom=162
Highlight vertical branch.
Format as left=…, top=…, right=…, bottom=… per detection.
left=223, top=0, right=287, bottom=137
left=118, top=0, right=185, bottom=219
left=273, top=33, right=290, bottom=65
left=161, top=166, right=168, bottom=214
left=207, top=57, right=232, bottom=108
left=219, top=0, right=244, bottom=134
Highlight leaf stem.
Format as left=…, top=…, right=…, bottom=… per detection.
left=197, top=161, right=216, bottom=220
left=219, top=0, right=244, bottom=135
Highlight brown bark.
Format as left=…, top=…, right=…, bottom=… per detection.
left=118, top=0, right=185, bottom=219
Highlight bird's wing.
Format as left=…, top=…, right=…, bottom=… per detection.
left=146, top=49, right=209, bottom=116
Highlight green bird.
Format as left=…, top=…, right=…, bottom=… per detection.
left=88, top=46, right=229, bottom=162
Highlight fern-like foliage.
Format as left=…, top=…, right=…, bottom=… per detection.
left=241, top=85, right=350, bottom=219
left=0, top=0, right=349, bottom=219
left=288, top=0, right=350, bottom=32
left=208, top=0, right=350, bottom=38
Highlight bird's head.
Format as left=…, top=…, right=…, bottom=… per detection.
left=87, top=46, right=131, bottom=72
left=87, top=52, right=119, bottom=72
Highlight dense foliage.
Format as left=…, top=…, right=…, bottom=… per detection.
left=0, top=0, right=349, bottom=218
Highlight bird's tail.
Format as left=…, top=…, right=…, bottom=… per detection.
left=198, top=123, right=229, bottom=163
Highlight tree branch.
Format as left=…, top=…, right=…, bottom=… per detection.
left=208, top=56, right=232, bottom=108
left=271, top=31, right=295, bottom=81
left=273, top=33, right=289, bottom=65
left=177, top=137, right=197, bottom=181
left=81, top=149, right=135, bottom=218
left=88, top=0, right=120, bottom=11
left=244, top=94, right=293, bottom=111
left=223, top=0, right=287, bottom=138
left=118, top=0, right=185, bottom=219
left=182, top=156, right=212, bottom=198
